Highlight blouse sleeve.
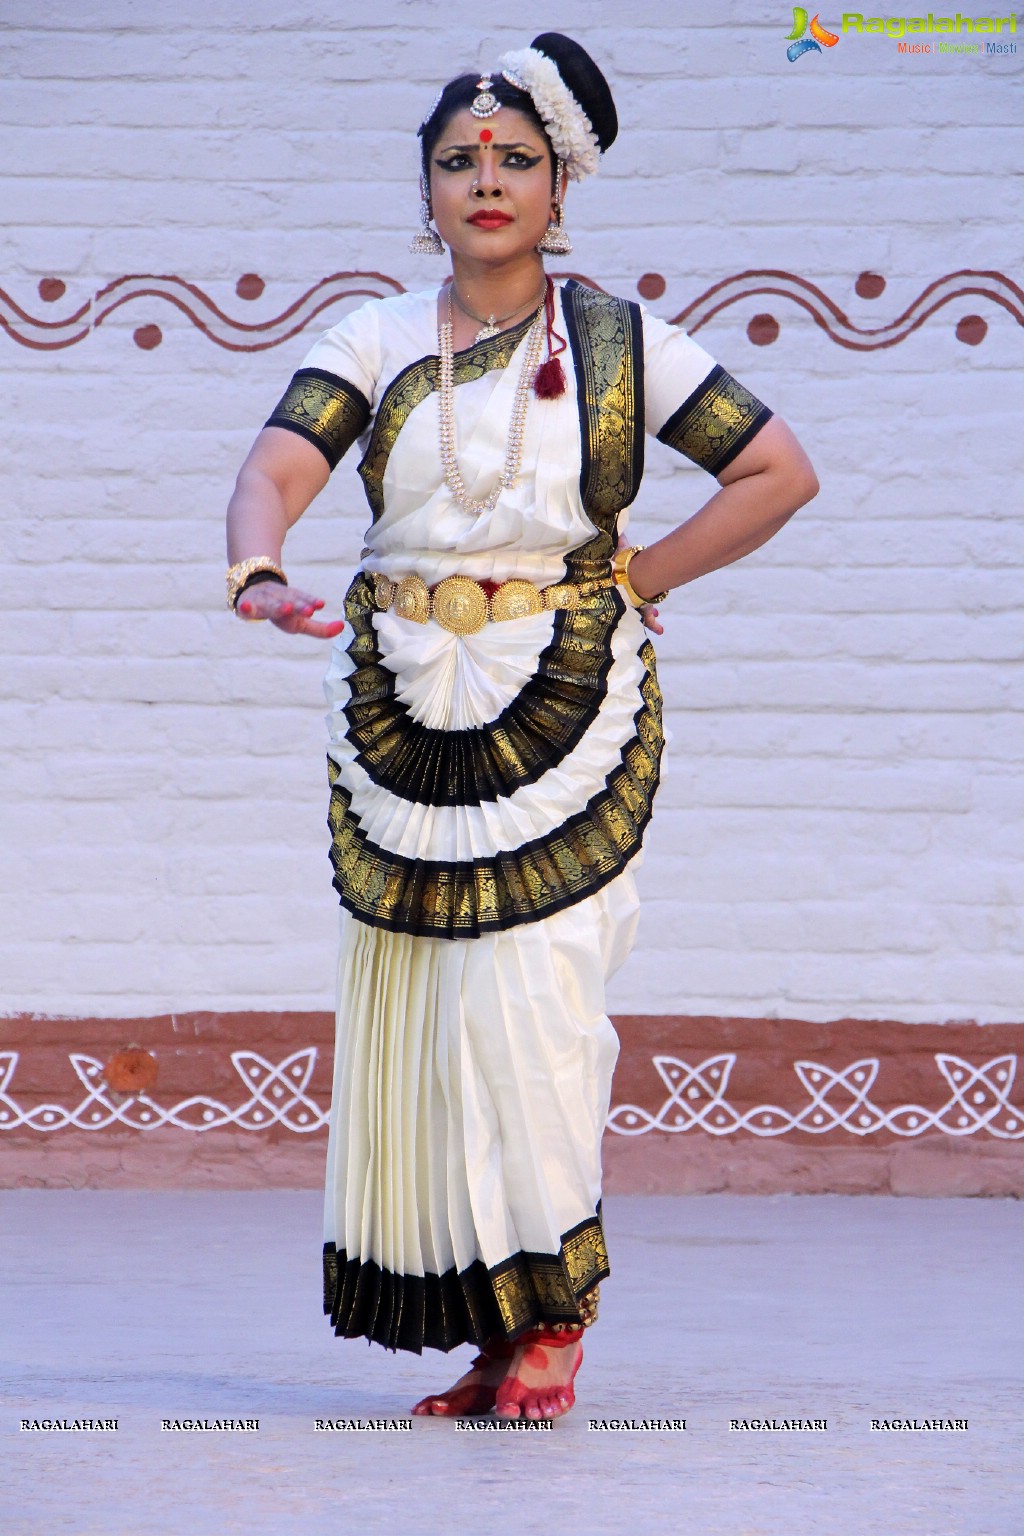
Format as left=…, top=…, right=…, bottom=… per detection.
left=263, top=299, right=381, bottom=471
left=643, top=307, right=774, bottom=477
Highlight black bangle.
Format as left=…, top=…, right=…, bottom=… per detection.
left=233, top=570, right=287, bottom=609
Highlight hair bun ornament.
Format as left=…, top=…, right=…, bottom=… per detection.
left=499, top=33, right=616, bottom=182
left=530, top=33, right=618, bottom=152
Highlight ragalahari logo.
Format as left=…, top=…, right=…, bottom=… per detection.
left=786, top=8, right=841, bottom=57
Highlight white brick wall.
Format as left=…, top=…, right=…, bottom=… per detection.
left=2, top=2, right=1021, bottom=1020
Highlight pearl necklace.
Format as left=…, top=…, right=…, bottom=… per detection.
left=437, top=287, right=546, bottom=516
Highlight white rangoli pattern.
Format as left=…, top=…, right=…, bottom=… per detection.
left=607, top=1053, right=1024, bottom=1139
left=0, top=1050, right=327, bottom=1133
left=0, top=1049, right=1020, bottom=1139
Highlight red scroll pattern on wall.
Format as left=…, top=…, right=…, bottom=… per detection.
left=1, top=270, right=1020, bottom=351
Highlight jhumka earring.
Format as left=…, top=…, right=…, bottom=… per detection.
left=536, top=159, right=573, bottom=256
left=410, top=175, right=445, bottom=255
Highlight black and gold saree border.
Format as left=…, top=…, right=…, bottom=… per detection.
left=323, top=1209, right=609, bottom=1355
left=339, top=571, right=616, bottom=807
left=265, top=366, right=370, bottom=471
left=561, top=279, right=645, bottom=545
left=657, top=361, right=773, bottom=476
left=356, top=312, right=537, bottom=521
left=325, top=642, right=663, bottom=939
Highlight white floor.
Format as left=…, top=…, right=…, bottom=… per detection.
left=2, top=1191, right=1020, bottom=1535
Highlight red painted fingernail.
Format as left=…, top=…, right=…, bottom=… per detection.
left=239, top=600, right=251, bottom=614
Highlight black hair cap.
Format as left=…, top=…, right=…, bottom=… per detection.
left=530, top=33, right=618, bottom=153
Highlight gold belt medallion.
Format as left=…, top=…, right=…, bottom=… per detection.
left=490, top=578, right=544, bottom=623
left=393, top=575, right=430, bottom=624
left=541, top=582, right=582, bottom=612
left=431, top=575, right=490, bottom=636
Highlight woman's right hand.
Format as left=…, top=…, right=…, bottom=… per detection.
left=236, top=582, right=345, bottom=639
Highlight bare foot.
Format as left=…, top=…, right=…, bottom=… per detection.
left=411, top=1343, right=513, bottom=1418
left=494, top=1331, right=584, bottom=1421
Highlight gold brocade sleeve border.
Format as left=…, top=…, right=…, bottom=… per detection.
left=356, top=313, right=537, bottom=521
left=656, top=362, right=774, bottom=476
left=265, top=367, right=370, bottom=470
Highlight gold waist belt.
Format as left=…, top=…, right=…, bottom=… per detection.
left=369, top=571, right=612, bottom=637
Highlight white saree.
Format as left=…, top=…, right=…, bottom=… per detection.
left=265, top=279, right=774, bottom=1353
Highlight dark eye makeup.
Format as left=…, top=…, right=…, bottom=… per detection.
left=435, top=150, right=544, bottom=172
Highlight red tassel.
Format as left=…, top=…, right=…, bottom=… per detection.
left=533, top=356, right=566, bottom=398
left=534, top=276, right=568, bottom=397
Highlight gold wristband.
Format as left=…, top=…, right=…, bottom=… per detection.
left=226, top=556, right=287, bottom=614
left=611, top=545, right=668, bottom=608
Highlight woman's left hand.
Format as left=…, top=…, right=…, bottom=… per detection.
left=615, top=535, right=664, bottom=635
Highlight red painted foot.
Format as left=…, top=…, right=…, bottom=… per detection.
left=410, top=1339, right=515, bottom=1418
left=494, top=1326, right=585, bottom=1422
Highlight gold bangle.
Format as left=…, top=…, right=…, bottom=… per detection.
left=226, top=556, right=287, bottom=614
left=611, top=545, right=668, bottom=608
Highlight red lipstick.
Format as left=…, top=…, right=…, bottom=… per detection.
left=467, top=211, right=513, bottom=228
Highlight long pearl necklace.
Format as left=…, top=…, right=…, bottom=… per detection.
left=437, top=286, right=546, bottom=516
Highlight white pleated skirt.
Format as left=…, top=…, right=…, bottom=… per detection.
left=321, top=865, right=639, bottom=1354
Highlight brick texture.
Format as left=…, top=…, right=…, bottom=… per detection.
left=2, top=4, right=1022, bottom=1023
left=4, top=1012, right=1021, bottom=1192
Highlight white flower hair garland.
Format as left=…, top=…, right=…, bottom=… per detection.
left=498, top=47, right=602, bottom=181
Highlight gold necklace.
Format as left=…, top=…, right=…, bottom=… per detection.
left=450, top=279, right=547, bottom=344
left=437, top=287, right=546, bottom=516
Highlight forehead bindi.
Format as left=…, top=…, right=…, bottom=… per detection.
left=439, top=108, right=547, bottom=155
left=439, top=138, right=545, bottom=155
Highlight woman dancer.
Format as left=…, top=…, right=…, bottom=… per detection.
left=225, top=33, right=818, bottom=1421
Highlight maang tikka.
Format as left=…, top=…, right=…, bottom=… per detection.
left=470, top=76, right=500, bottom=117
left=536, top=158, right=573, bottom=256
left=410, top=174, right=445, bottom=255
